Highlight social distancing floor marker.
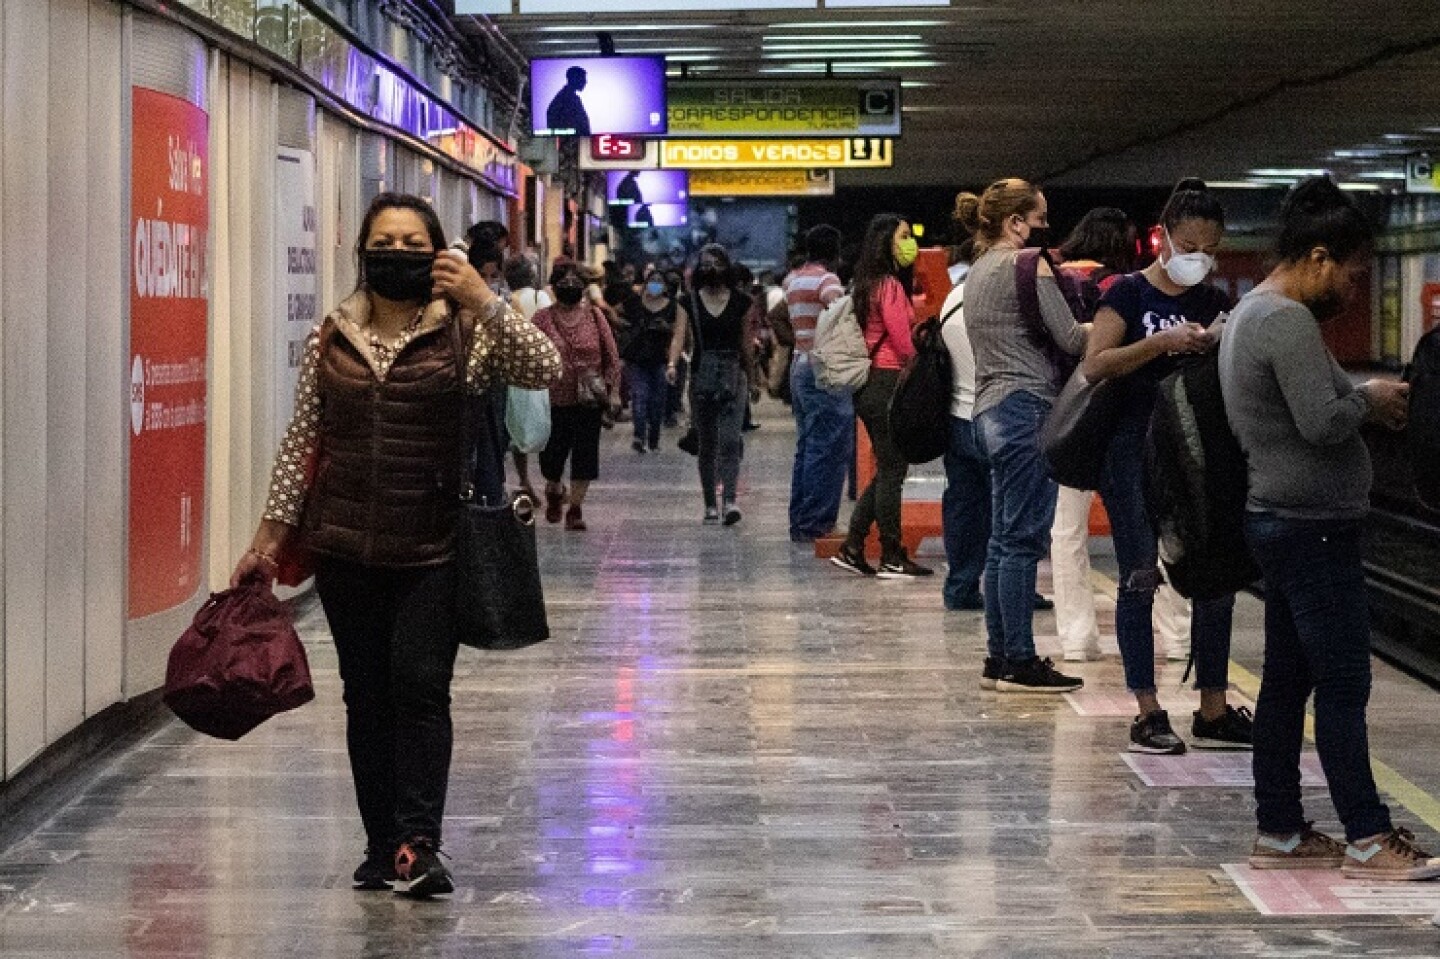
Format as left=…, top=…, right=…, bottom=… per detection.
left=1222, top=864, right=1440, bottom=916
left=1085, top=569, right=1440, bottom=916
left=1064, top=688, right=1254, bottom=718
left=1123, top=750, right=1325, bottom=788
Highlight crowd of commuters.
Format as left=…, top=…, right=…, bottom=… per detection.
left=231, top=169, right=1438, bottom=897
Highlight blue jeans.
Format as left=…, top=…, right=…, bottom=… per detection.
left=1245, top=513, right=1391, bottom=843
left=942, top=415, right=990, bottom=607
left=627, top=361, right=667, bottom=449
left=976, top=390, right=1057, bottom=664
left=788, top=352, right=855, bottom=540
left=1098, top=409, right=1235, bottom=694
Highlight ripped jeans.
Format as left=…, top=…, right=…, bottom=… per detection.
left=1098, top=408, right=1234, bottom=694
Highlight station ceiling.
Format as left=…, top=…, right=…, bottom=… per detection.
left=457, top=2, right=1440, bottom=191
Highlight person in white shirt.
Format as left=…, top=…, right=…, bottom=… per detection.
left=938, top=244, right=988, bottom=610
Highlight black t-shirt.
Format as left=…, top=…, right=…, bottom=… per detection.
left=1098, top=272, right=1232, bottom=391
left=692, top=289, right=751, bottom=356
left=621, top=297, right=676, bottom=368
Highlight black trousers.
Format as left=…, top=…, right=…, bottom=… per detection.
left=315, top=558, right=461, bottom=847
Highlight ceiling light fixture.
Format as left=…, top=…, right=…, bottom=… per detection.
left=768, top=19, right=947, bottom=29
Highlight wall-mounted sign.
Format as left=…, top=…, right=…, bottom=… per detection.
left=1406, top=155, right=1439, bottom=194
left=689, top=169, right=836, bottom=197
left=130, top=87, right=209, bottom=619
left=668, top=78, right=901, bottom=139
left=660, top=138, right=893, bottom=170
left=579, top=136, right=661, bottom=171
left=274, top=148, right=318, bottom=446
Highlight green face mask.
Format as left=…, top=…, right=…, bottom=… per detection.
left=895, top=237, right=919, bottom=268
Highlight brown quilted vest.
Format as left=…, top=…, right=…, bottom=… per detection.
left=303, top=314, right=473, bottom=567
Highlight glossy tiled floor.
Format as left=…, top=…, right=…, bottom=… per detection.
left=4, top=403, right=1440, bottom=957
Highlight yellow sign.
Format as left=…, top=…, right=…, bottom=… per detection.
left=659, top=138, right=893, bottom=170
left=667, top=79, right=902, bottom=138
left=688, top=169, right=835, bottom=197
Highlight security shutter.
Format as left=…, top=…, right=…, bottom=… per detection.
left=276, top=87, right=315, bottom=152
left=131, top=13, right=206, bottom=108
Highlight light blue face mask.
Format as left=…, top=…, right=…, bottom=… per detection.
left=645, top=281, right=666, bottom=297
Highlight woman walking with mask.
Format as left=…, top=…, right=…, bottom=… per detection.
left=1083, top=179, right=1250, bottom=754
left=232, top=193, right=560, bottom=897
left=829, top=214, right=931, bottom=579
left=668, top=245, right=760, bottom=525
left=533, top=260, right=622, bottom=531
left=623, top=269, right=686, bottom=453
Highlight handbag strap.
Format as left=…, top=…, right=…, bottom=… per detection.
left=449, top=312, right=506, bottom=508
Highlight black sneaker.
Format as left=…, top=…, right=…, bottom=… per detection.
left=723, top=501, right=742, bottom=526
left=830, top=544, right=876, bottom=577
left=980, top=656, right=1003, bottom=691
left=995, top=656, right=1084, bottom=694
left=394, top=837, right=454, bottom=898
left=877, top=553, right=935, bottom=579
left=352, top=845, right=396, bottom=890
left=632, top=439, right=646, bottom=454
left=1129, top=710, right=1187, bottom=755
left=1191, top=705, right=1254, bottom=750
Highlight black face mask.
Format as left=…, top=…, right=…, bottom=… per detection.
left=1308, top=289, right=1347, bottom=322
left=364, top=249, right=435, bottom=302
left=694, top=266, right=724, bottom=289
left=554, top=282, right=585, bottom=306
left=1024, top=226, right=1052, bottom=249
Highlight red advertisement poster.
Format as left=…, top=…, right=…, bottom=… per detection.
left=129, top=87, right=209, bottom=619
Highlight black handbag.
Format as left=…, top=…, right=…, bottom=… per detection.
left=1040, top=366, right=1125, bottom=490
left=451, top=322, right=551, bottom=650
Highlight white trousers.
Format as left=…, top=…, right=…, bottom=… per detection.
left=1049, top=486, right=1190, bottom=659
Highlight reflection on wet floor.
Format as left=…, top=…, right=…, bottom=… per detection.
left=2, top=404, right=1439, bottom=958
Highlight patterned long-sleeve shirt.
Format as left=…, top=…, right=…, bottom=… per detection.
left=262, top=292, right=562, bottom=526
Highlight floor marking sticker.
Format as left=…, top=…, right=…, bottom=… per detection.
left=1066, top=689, right=1254, bottom=718
left=1222, top=863, right=1440, bottom=916
left=1123, top=751, right=1325, bottom=788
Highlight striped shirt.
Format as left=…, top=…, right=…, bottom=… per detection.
left=782, top=263, right=843, bottom=353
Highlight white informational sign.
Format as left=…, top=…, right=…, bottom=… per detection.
left=274, top=148, right=319, bottom=443
left=1406, top=155, right=1439, bottom=194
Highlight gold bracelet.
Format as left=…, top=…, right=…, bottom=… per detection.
left=247, top=547, right=279, bottom=567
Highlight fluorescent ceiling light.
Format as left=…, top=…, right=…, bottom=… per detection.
left=1247, top=168, right=1327, bottom=177
left=533, top=24, right=719, bottom=32
left=901, top=81, right=934, bottom=88
left=763, top=43, right=931, bottom=52
left=763, top=49, right=931, bottom=59
left=768, top=20, right=946, bottom=28
left=763, top=34, right=923, bottom=42
left=758, top=60, right=941, bottom=72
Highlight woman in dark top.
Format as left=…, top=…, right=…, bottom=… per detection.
left=667, top=244, right=760, bottom=525
left=622, top=269, right=687, bottom=453
left=1084, top=178, right=1251, bottom=756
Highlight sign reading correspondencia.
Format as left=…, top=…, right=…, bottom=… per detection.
left=689, top=169, right=835, bottom=197
left=668, top=78, right=901, bottom=138
left=661, top=138, right=893, bottom=170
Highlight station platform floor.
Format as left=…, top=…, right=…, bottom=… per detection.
left=3, top=401, right=1440, bottom=958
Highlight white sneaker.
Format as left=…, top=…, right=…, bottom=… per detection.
left=1062, top=644, right=1103, bottom=663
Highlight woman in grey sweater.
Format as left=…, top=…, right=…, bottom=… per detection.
left=1219, top=176, right=1433, bottom=880
left=955, top=178, right=1086, bottom=694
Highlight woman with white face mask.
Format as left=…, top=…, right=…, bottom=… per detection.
left=1083, top=177, right=1251, bottom=756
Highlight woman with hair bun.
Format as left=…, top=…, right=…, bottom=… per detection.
left=1220, top=176, right=1435, bottom=879
left=957, top=178, right=1086, bottom=694
left=1083, top=178, right=1249, bottom=756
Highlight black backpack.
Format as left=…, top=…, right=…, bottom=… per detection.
left=1406, top=327, right=1440, bottom=512
left=888, top=299, right=960, bottom=465
left=1144, top=351, right=1259, bottom=599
